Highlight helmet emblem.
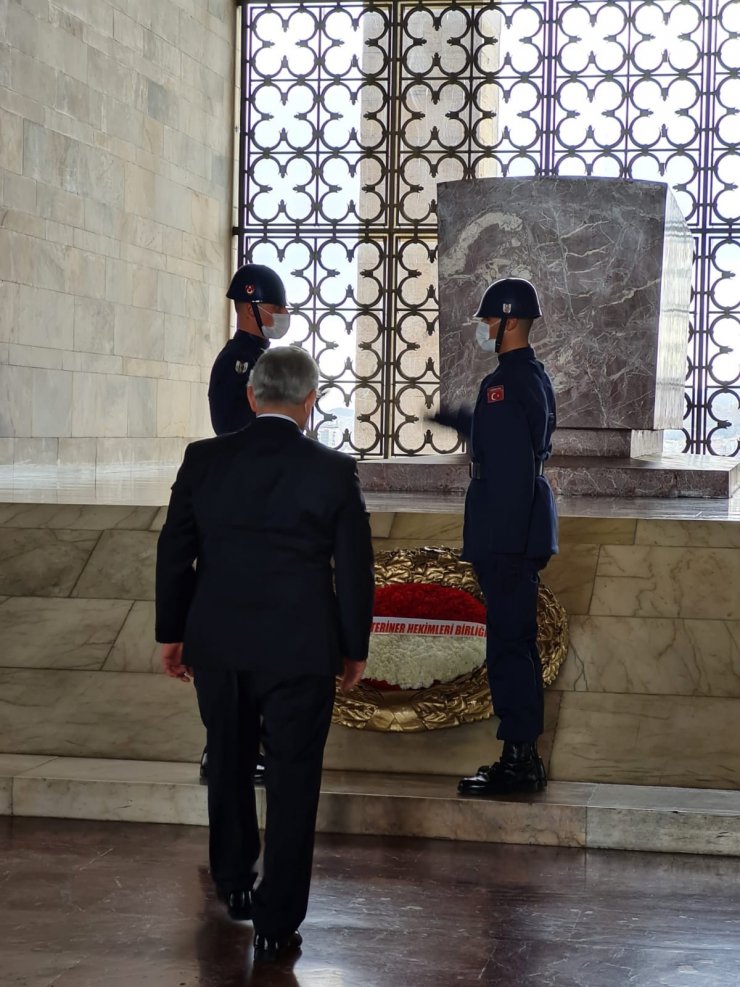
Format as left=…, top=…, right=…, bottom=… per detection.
left=246, top=284, right=255, bottom=295
left=503, top=302, right=512, bottom=314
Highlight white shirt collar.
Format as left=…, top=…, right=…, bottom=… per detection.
left=257, top=413, right=300, bottom=427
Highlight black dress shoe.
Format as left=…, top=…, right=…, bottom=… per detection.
left=254, top=931, right=302, bottom=961
left=217, top=888, right=252, bottom=922
left=199, top=746, right=208, bottom=785
left=253, top=751, right=266, bottom=786
left=458, top=742, right=547, bottom=796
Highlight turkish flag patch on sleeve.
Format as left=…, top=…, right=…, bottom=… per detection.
left=487, top=385, right=505, bottom=403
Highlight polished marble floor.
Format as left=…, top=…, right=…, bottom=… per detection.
left=2, top=463, right=740, bottom=519
left=3, top=817, right=740, bottom=987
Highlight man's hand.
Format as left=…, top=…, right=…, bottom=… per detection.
left=340, top=658, right=366, bottom=694
left=161, top=642, right=193, bottom=683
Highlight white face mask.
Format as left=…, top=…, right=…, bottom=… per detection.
left=260, top=309, right=290, bottom=339
left=475, top=321, right=497, bottom=352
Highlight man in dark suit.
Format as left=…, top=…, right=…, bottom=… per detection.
left=155, top=346, right=374, bottom=961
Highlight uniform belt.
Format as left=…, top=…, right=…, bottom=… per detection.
left=469, top=460, right=545, bottom=480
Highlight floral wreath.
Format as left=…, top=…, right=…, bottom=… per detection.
left=333, top=547, right=569, bottom=733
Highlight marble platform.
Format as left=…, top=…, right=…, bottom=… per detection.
left=357, top=453, right=740, bottom=499
left=1, top=756, right=739, bottom=857
left=5, top=463, right=740, bottom=519
left=1, top=481, right=740, bottom=797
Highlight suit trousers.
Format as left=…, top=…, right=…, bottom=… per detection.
left=473, top=555, right=549, bottom=744
left=193, top=667, right=335, bottom=937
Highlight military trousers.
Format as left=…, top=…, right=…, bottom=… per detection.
left=473, top=555, right=549, bottom=744
left=193, top=666, right=335, bottom=937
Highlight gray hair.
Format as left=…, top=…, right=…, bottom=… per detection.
left=250, top=346, right=319, bottom=405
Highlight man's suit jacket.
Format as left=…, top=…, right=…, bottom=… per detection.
left=155, top=416, right=375, bottom=678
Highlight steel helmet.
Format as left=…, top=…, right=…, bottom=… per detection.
left=226, top=263, right=287, bottom=308
left=474, top=277, right=542, bottom=320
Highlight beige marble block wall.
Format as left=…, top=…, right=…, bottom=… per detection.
left=1, top=506, right=740, bottom=789
left=0, top=0, right=235, bottom=468
left=0, top=503, right=204, bottom=760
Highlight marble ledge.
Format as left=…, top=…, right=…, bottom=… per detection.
left=358, top=455, right=740, bottom=500
left=3, top=759, right=740, bottom=856
left=3, top=464, right=740, bottom=521
left=367, top=492, right=740, bottom=522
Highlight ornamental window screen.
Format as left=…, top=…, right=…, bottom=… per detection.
left=236, top=0, right=740, bottom=457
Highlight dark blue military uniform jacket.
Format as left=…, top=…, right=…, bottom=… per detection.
left=208, top=331, right=269, bottom=435
left=440, top=346, right=558, bottom=563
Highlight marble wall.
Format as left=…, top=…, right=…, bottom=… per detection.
left=0, top=0, right=235, bottom=468
left=1, top=504, right=739, bottom=791
left=437, top=177, right=693, bottom=431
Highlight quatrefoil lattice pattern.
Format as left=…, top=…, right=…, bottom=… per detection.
left=237, top=1, right=739, bottom=457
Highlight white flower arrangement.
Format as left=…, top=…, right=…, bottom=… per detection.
left=365, top=631, right=486, bottom=690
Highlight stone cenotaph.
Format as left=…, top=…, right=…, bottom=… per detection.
left=359, top=177, right=739, bottom=499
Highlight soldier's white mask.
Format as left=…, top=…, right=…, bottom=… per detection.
left=260, top=309, right=290, bottom=339
left=475, top=321, right=497, bottom=352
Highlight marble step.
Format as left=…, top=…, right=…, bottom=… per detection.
left=358, top=453, right=740, bottom=499
left=2, top=755, right=740, bottom=857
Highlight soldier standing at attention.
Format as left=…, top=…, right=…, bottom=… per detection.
left=433, top=278, right=558, bottom=795
left=199, top=263, right=291, bottom=785
left=209, top=263, right=290, bottom=435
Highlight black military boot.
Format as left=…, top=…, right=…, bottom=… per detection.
left=458, top=742, right=547, bottom=796
left=201, top=747, right=266, bottom=785
left=253, top=750, right=266, bottom=786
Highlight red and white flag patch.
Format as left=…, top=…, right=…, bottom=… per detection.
left=487, top=385, right=505, bottom=403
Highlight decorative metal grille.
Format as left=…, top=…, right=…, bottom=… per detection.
left=236, top=0, right=740, bottom=457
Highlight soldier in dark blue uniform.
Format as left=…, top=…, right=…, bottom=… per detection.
left=199, top=263, right=291, bottom=786
left=208, top=263, right=290, bottom=435
left=434, top=277, right=558, bottom=795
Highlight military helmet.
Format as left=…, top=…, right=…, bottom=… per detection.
left=226, top=263, right=286, bottom=308
left=474, top=277, right=542, bottom=320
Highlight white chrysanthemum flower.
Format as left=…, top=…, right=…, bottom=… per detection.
left=366, top=631, right=486, bottom=690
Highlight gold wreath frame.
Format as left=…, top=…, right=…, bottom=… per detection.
left=333, top=547, right=569, bottom=732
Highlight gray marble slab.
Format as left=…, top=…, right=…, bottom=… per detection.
left=104, top=601, right=159, bottom=673
left=437, top=177, right=693, bottom=430
left=0, top=504, right=159, bottom=530
left=0, top=669, right=203, bottom=761
left=72, top=530, right=158, bottom=600
left=552, top=429, right=663, bottom=458
left=357, top=454, right=740, bottom=499
left=0, top=597, right=132, bottom=670
left=0, top=528, right=100, bottom=597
